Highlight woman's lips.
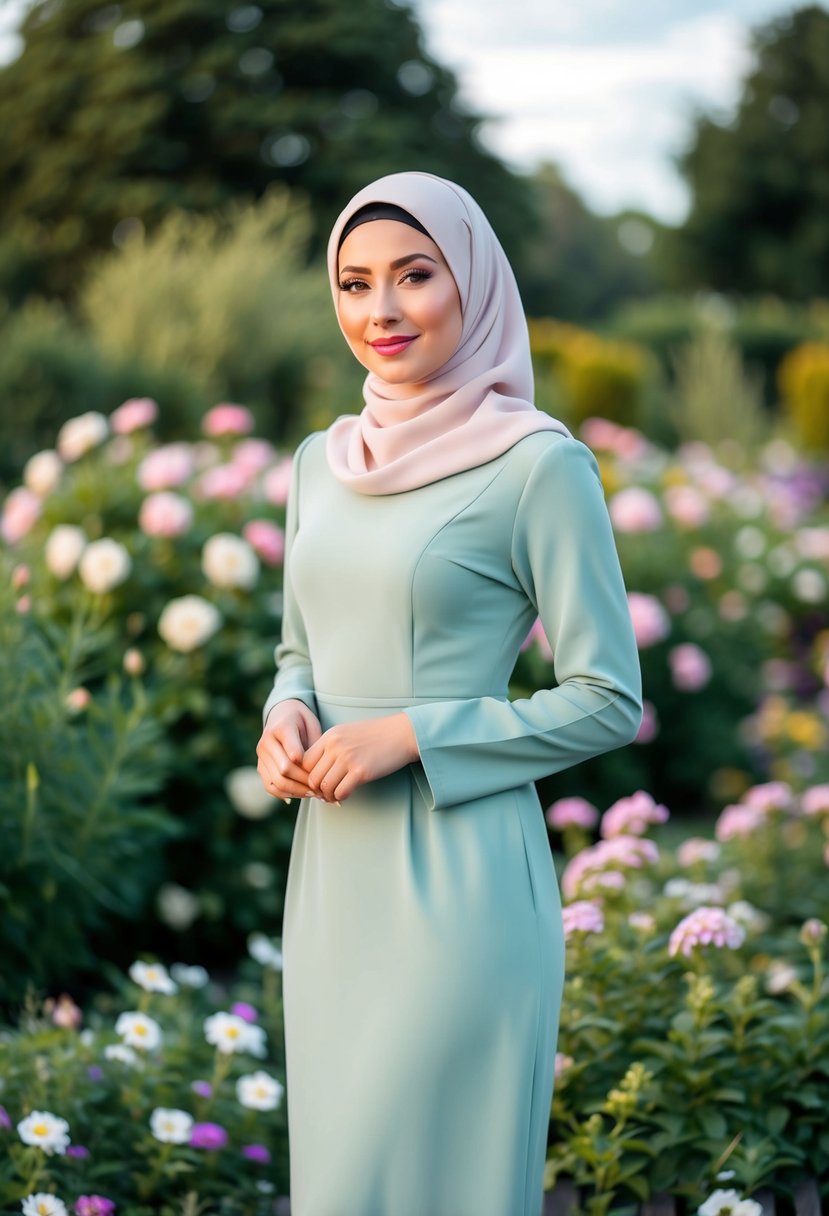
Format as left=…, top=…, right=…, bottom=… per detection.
left=368, top=336, right=417, bottom=356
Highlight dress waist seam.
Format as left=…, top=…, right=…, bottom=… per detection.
left=315, top=691, right=506, bottom=708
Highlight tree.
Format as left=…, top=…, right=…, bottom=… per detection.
left=516, top=163, right=662, bottom=322
left=0, top=0, right=534, bottom=302
left=669, top=5, right=829, bottom=299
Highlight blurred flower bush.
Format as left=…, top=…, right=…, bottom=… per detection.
left=518, top=417, right=829, bottom=811
left=1, top=401, right=295, bottom=997
left=545, top=785, right=829, bottom=1202
left=0, top=940, right=288, bottom=1213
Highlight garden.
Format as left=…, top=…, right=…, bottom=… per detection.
left=1, top=0, right=829, bottom=1210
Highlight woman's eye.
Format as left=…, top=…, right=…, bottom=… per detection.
left=338, top=278, right=368, bottom=293
left=402, top=269, right=432, bottom=285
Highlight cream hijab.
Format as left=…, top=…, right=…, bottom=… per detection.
left=325, top=171, right=570, bottom=495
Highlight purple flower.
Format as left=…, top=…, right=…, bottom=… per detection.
left=190, top=1121, right=228, bottom=1150
left=191, top=1079, right=213, bottom=1098
left=87, top=1066, right=105, bottom=1083
left=0, top=1104, right=11, bottom=1130
left=230, top=1001, right=259, bottom=1024
left=67, top=1145, right=91, bottom=1158
left=75, top=1197, right=116, bottom=1216
left=242, top=1143, right=272, bottom=1164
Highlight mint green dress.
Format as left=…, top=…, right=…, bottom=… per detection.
left=263, top=430, right=642, bottom=1216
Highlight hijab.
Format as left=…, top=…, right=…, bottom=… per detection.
left=325, top=171, right=570, bottom=495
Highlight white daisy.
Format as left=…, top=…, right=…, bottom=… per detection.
left=21, top=1195, right=69, bottom=1216
left=104, top=1043, right=142, bottom=1068
left=204, top=1012, right=267, bottom=1057
left=16, top=1111, right=70, bottom=1156
left=149, top=1107, right=193, bottom=1145
left=236, top=1070, right=284, bottom=1111
left=248, top=932, right=283, bottom=970
left=114, top=1011, right=163, bottom=1051
left=128, top=960, right=178, bottom=994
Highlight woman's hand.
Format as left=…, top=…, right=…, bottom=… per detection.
left=256, top=699, right=323, bottom=801
left=301, top=713, right=420, bottom=803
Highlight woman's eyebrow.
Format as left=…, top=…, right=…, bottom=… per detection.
left=339, top=253, right=439, bottom=274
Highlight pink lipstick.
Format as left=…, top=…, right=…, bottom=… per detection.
left=369, top=336, right=417, bottom=356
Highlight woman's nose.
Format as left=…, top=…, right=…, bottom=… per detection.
left=370, top=284, right=402, bottom=326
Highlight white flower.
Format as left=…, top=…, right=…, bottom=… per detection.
left=128, top=960, right=178, bottom=994
left=21, top=1195, right=69, bottom=1216
left=104, top=1043, right=142, bottom=1067
left=170, top=963, right=209, bottom=989
left=766, top=960, right=798, bottom=995
left=23, top=449, right=63, bottom=497
left=156, top=883, right=200, bottom=931
left=150, top=1107, right=193, bottom=1144
left=204, top=1012, right=267, bottom=1056
left=114, top=1010, right=163, bottom=1051
left=16, top=1110, right=70, bottom=1155
left=236, top=1069, right=284, bottom=1111
left=78, top=538, right=131, bottom=594
left=202, top=532, right=259, bottom=590
left=698, top=1190, right=762, bottom=1216
left=56, top=411, right=109, bottom=462
left=248, top=932, right=283, bottom=970
left=44, top=525, right=87, bottom=580
left=158, top=595, right=221, bottom=652
left=226, top=767, right=274, bottom=819
left=79, top=1028, right=95, bottom=1047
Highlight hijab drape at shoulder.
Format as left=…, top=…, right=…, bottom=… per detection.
left=325, top=172, right=570, bottom=494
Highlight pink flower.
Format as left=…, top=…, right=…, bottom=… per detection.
left=580, top=418, right=649, bottom=460
left=190, top=1121, right=228, bottom=1150
left=609, top=486, right=663, bottom=533
left=677, top=837, right=721, bottom=867
left=139, top=492, right=194, bottom=538
left=561, top=835, right=659, bottom=900
left=191, top=1080, right=213, bottom=1098
left=198, top=463, right=249, bottom=500
left=262, top=458, right=293, bottom=505
left=50, top=994, right=82, bottom=1029
left=545, top=797, right=599, bottom=831
left=230, top=1001, right=259, bottom=1023
left=233, top=439, right=275, bottom=476
left=669, top=643, right=712, bottom=692
left=628, top=911, right=656, bottom=933
left=202, top=404, right=255, bottom=437
left=802, top=785, right=829, bottom=817
left=242, top=1143, right=272, bottom=1164
left=123, top=649, right=145, bottom=676
left=75, top=1197, right=115, bottom=1216
left=664, top=484, right=710, bottom=529
left=634, top=700, right=659, bottom=743
left=627, top=593, right=670, bottom=648
left=715, top=804, right=764, bottom=842
left=111, top=398, right=158, bottom=434
left=689, top=547, right=723, bottom=580
left=562, top=900, right=604, bottom=939
left=521, top=616, right=553, bottom=661
left=243, top=520, right=285, bottom=566
left=1, top=486, right=42, bottom=544
left=580, top=869, right=626, bottom=895
left=668, top=906, right=745, bottom=958
left=742, top=781, right=793, bottom=813
left=554, top=1052, right=574, bottom=1078
left=11, top=564, right=30, bottom=590
left=600, top=790, right=669, bottom=838
left=65, top=688, right=92, bottom=714
left=137, top=444, right=194, bottom=491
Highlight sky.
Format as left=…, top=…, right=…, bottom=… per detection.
left=0, top=0, right=825, bottom=224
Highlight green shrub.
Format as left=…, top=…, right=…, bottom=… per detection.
left=0, top=568, right=174, bottom=1008
left=529, top=318, right=651, bottom=429
left=670, top=324, right=769, bottom=457
left=79, top=187, right=346, bottom=444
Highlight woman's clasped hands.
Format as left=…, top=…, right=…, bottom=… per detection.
left=256, top=699, right=419, bottom=805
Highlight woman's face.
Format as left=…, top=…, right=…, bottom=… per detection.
left=336, top=219, right=463, bottom=386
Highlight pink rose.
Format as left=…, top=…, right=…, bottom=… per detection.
left=609, top=487, right=663, bottom=533
left=139, top=492, right=194, bottom=538
left=262, top=458, right=293, bottom=505
left=600, top=790, right=669, bottom=838
left=243, top=520, right=285, bottom=566
left=579, top=418, right=649, bottom=460
left=111, top=398, right=159, bottom=434
left=1, top=486, right=42, bottom=544
left=627, top=593, right=670, bottom=648
left=202, top=404, right=255, bottom=437
left=802, top=785, right=829, bottom=817
left=137, top=444, right=194, bottom=491
left=664, top=484, right=710, bottom=529
left=233, top=439, right=275, bottom=476
left=669, top=642, right=712, bottom=692
left=198, top=464, right=249, bottom=500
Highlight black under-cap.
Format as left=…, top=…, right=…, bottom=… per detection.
left=337, top=202, right=431, bottom=250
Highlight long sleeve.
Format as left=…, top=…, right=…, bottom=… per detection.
left=404, top=439, right=643, bottom=810
left=262, top=434, right=318, bottom=727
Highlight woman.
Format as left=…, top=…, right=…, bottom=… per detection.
left=256, top=171, right=642, bottom=1216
